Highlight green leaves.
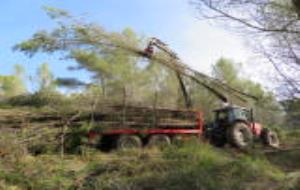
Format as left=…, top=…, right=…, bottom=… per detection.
left=42, top=6, right=70, bottom=20
left=37, top=63, right=55, bottom=92
left=14, top=8, right=183, bottom=106
left=0, top=64, right=26, bottom=98
left=213, top=58, right=239, bottom=85
left=212, top=58, right=284, bottom=125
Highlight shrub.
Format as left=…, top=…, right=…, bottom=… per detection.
left=6, top=91, right=66, bottom=108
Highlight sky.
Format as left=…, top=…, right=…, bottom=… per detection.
left=0, top=0, right=258, bottom=91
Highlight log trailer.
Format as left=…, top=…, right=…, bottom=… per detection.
left=88, top=38, right=280, bottom=150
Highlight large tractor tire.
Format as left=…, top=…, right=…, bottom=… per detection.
left=116, top=135, right=142, bottom=150
left=147, top=135, right=171, bottom=148
left=261, top=128, right=280, bottom=148
left=227, top=122, right=253, bottom=149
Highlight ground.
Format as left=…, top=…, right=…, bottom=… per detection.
left=0, top=138, right=299, bottom=190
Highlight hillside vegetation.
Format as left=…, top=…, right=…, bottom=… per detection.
left=0, top=92, right=298, bottom=190
left=0, top=113, right=299, bottom=190
left=0, top=141, right=299, bottom=190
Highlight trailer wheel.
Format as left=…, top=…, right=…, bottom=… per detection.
left=117, top=135, right=142, bottom=150
left=227, top=122, right=253, bottom=149
left=147, top=135, right=171, bottom=148
left=261, top=128, right=280, bottom=148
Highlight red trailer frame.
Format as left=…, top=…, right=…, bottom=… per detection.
left=88, top=111, right=204, bottom=144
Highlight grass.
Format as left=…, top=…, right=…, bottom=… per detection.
left=0, top=139, right=297, bottom=190
left=0, top=109, right=300, bottom=190
left=285, top=129, right=300, bottom=145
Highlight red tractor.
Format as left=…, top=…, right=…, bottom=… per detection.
left=206, top=106, right=279, bottom=149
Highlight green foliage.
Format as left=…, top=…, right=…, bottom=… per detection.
left=14, top=9, right=184, bottom=108
left=0, top=131, right=300, bottom=190
left=189, top=79, right=220, bottom=120
left=7, top=90, right=66, bottom=108
left=267, top=149, right=300, bottom=173
left=194, top=0, right=300, bottom=96
left=64, top=122, right=92, bottom=154
left=37, top=62, right=55, bottom=92
left=212, top=58, right=284, bottom=126
left=281, top=98, right=300, bottom=129
left=42, top=6, right=70, bottom=19
left=0, top=132, right=27, bottom=162
left=160, top=143, right=284, bottom=190
left=213, top=58, right=239, bottom=85
left=0, top=64, right=26, bottom=98
left=0, top=155, right=77, bottom=190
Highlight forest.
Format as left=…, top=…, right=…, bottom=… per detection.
left=0, top=1, right=300, bottom=190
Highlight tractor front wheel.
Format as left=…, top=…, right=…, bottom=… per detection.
left=261, top=128, right=280, bottom=148
left=227, top=122, right=253, bottom=149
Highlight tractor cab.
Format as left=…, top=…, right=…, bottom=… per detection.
left=214, top=106, right=253, bottom=126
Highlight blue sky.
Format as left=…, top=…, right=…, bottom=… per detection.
left=0, top=0, right=254, bottom=91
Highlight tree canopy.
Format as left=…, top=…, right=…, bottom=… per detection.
left=14, top=7, right=183, bottom=108
left=193, top=0, right=300, bottom=98
left=0, top=64, right=26, bottom=98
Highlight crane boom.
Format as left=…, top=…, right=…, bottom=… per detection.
left=85, top=35, right=257, bottom=106
left=142, top=38, right=258, bottom=106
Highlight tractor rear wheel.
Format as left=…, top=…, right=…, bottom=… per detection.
left=117, top=135, right=142, bottom=150
left=147, top=135, right=171, bottom=148
left=261, top=129, right=280, bottom=148
left=227, top=122, right=253, bottom=149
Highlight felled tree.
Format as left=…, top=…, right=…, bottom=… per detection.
left=14, top=7, right=182, bottom=107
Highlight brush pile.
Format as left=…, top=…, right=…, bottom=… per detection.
left=0, top=104, right=200, bottom=132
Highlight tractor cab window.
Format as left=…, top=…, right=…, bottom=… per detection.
left=219, top=112, right=227, bottom=120
left=242, top=110, right=250, bottom=120
left=234, top=109, right=251, bottom=122
left=216, top=111, right=229, bottom=123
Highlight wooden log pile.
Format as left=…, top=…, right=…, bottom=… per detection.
left=0, top=105, right=200, bottom=155
left=0, top=105, right=200, bottom=141
left=0, top=105, right=200, bottom=130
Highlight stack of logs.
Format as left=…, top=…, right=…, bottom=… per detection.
left=0, top=105, right=200, bottom=146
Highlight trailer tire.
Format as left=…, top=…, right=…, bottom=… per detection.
left=261, top=129, right=280, bottom=148
left=117, top=135, right=142, bottom=150
left=147, top=135, right=171, bottom=148
left=227, top=122, right=253, bottom=149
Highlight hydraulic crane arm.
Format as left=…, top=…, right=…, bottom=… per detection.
left=176, top=73, right=193, bottom=108
left=144, top=38, right=195, bottom=107
left=142, top=38, right=258, bottom=106
left=85, top=35, right=257, bottom=106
